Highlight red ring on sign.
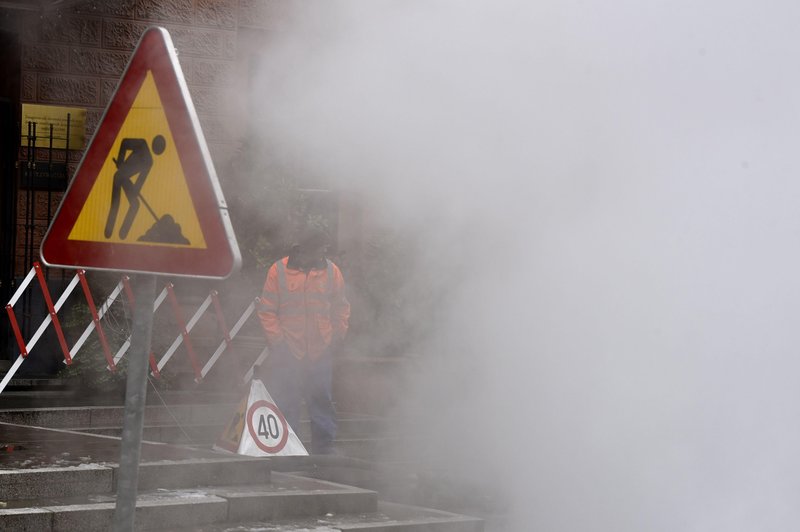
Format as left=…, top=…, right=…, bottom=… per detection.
left=246, top=400, right=289, bottom=453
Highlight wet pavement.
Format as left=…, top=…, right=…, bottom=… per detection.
left=0, top=421, right=225, bottom=469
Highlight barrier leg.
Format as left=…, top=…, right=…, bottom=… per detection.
left=242, top=345, right=270, bottom=385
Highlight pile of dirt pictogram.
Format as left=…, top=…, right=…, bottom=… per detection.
left=138, top=215, right=190, bottom=245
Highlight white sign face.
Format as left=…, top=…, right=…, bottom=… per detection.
left=231, top=379, right=307, bottom=457
left=246, top=400, right=289, bottom=453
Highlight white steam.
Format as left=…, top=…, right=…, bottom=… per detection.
left=248, top=1, right=800, bottom=530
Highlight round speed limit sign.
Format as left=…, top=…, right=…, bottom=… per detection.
left=246, top=400, right=289, bottom=453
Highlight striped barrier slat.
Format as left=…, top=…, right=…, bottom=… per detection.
left=148, top=352, right=161, bottom=378
left=165, top=283, right=202, bottom=381
left=69, top=279, right=125, bottom=364
left=1, top=264, right=80, bottom=394
left=77, top=270, right=116, bottom=371
left=200, top=298, right=257, bottom=379
left=113, top=284, right=168, bottom=366
left=7, top=267, right=37, bottom=308
left=154, top=292, right=213, bottom=376
left=33, top=263, right=73, bottom=364
left=242, top=345, right=270, bottom=385
left=210, top=290, right=231, bottom=343
left=5, top=305, right=27, bottom=357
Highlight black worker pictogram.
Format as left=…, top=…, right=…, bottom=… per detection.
left=103, top=134, right=189, bottom=245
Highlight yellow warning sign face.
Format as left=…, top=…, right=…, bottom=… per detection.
left=216, top=394, right=248, bottom=452
left=69, top=71, right=206, bottom=249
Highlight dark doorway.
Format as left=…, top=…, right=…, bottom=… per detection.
left=0, top=26, right=20, bottom=361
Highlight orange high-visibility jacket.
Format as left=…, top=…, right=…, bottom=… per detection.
left=257, top=257, right=350, bottom=360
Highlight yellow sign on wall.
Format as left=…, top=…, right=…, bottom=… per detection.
left=20, top=104, right=87, bottom=149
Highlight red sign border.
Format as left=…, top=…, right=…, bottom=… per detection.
left=246, top=400, right=290, bottom=454
left=40, top=27, right=240, bottom=279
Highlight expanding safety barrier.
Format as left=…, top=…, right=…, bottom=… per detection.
left=0, top=262, right=267, bottom=395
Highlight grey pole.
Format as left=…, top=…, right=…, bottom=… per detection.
left=112, top=274, right=156, bottom=531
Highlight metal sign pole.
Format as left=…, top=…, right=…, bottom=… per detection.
left=112, top=274, right=156, bottom=531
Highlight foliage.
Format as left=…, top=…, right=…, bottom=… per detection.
left=57, top=289, right=128, bottom=392
left=57, top=275, right=180, bottom=391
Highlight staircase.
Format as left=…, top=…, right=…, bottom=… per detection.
left=0, top=454, right=483, bottom=531
left=0, top=374, right=502, bottom=530
left=0, top=402, right=401, bottom=461
left=0, top=377, right=81, bottom=409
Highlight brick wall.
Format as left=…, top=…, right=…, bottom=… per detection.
left=14, top=0, right=273, bottom=274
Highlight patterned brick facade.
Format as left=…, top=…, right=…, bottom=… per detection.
left=18, top=0, right=265, bottom=143
left=15, top=0, right=273, bottom=273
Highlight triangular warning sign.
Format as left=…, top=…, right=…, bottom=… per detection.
left=214, top=379, right=308, bottom=457
left=41, top=26, right=240, bottom=278
left=214, top=393, right=249, bottom=453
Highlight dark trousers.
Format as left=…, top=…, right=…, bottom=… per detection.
left=260, top=344, right=336, bottom=454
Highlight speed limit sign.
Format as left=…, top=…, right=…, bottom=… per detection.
left=246, top=400, right=289, bottom=453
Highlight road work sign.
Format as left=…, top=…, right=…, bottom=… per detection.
left=41, top=26, right=240, bottom=279
left=216, top=379, right=308, bottom=457
left=214, top=394, right=248, bottom=453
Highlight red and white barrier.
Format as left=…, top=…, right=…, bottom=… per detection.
left=153, top=289, right=231, bottom=380
left=1, top=263, right=82, bottom=393
left=151, top=294, right=267, bottom=383
left=70, top=271, right=119, bottom=371
left=112, top=278, right=165, bottom=378
left=241, top=344, right=270, bottom=385
left=1, top=265, right=269, bottom=394
left=201, top=298, right=259, bottom=381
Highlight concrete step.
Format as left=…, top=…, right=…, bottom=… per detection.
left=0, top=418, right=486, bottom=531
left=0, top=457, right=274, bottom=500
left=0, top=464, right=113, bottom=501
left=0, top=390, right=81, bottom=410
left=0, top=492, right=483, bottom=532
left=0, top=403, right=235, bottom=429
left=172, top=501, right=484, bottom=532
left=0, top=378, right=71, bottom=391
left=0, top=386, right=241, bottom=409
left=0, top=405, right=390, bottom=434
left=73, top=414, right=392, bottom=443
left=0, top=473, right=379, bottom=532
left=0, top=422, right=228, bottom=470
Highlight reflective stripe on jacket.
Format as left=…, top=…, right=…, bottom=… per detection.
left=257, top=256, right=350, bottom=360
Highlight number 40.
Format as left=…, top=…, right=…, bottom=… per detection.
left=258, top=413, right=280, bottom=440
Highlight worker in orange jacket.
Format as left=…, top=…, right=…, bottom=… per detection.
left=256, top=227, right=350, bottom=454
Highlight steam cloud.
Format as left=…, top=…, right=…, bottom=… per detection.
left=247, top=1, right=800, bottom=530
